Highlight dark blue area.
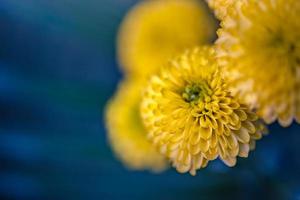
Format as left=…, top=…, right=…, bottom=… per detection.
left=0, top=0, right=299, bottom=199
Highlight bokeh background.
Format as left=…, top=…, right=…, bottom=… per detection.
left=0, top=0, right=300, bottom=199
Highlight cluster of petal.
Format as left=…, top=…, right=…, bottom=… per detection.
left=117, top=0, right=217, bottom=77
left=105, top=79, right=167, bottom=172
left=141, top=46, right=266, bottom=175
left=206, top=0, right=245, bottom=20
left=215, top=0, right=300, bottom=126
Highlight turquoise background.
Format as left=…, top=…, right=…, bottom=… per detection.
left=0, top=0, right=300, bottom=199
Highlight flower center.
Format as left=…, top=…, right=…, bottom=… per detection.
left=182, top=82, right=211, bottom=103
left=268, top=31, right=297, bottom=56
left=265, top=30, right=300, bottom=72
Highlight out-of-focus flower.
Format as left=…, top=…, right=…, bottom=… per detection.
left=117, top=0, right=217, bottom=77
left=215, top=0, right=300, bottom=126
left=141, top=46, right=266, bottom=175
left=105, top=79, right=168, bottom=172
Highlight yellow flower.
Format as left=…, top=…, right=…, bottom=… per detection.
left=105, top=79, right=168, bottom=172
left=141, top=46, right=266, bottom=175
left=215, top=0, right=300, bottom=126
left=117, top=0, right=217, bottom=77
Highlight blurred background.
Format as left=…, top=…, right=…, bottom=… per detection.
left=0, top=0, right=300, bottom=199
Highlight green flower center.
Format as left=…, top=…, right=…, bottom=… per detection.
left=265, top=30, right=299, bottom=72
left=182, top=82, right=211, bottom=103
left=268, top=30, right=298, bottom=57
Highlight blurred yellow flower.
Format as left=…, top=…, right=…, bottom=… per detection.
left=117, top=0, right=217, bottom=77
left=141, top=46, right=266, bottom=175
left=216, top=0, right=300, bottom=126
left=105, top=79, right=168, bottom=172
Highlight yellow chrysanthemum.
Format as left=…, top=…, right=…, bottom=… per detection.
left=105, top=79, right=168, bottom=172
left=141, top=46, right=266, bottom=175
left=117, top=0, right=217, bottom=77
left=216, top=0, right=300, bottom=126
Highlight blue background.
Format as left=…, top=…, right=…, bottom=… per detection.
left=0, top=0, right=300, bottom=199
